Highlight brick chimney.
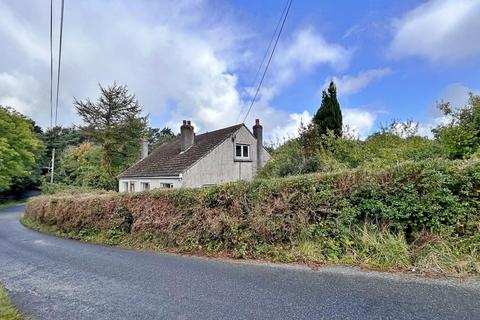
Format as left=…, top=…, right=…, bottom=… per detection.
left=180, top=120, right=195, bottom=152
left=140, top=136, right=148, bottom=160
left=252, top=119, right=263, bottom=171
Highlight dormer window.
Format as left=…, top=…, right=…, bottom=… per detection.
left=235, top=144, right=250, bottom=159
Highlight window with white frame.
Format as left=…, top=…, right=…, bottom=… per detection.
left=161, top=183, right=173, bottom=189
left=141, top=182, right=150, bottom=191
left=235, top=144, right=250, bottom=160
left=129, top=182, right=135, bottom=192
left=122, top=182, right=128, bottom=192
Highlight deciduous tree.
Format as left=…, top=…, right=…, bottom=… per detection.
left=0, top=106, right=43, bottom=192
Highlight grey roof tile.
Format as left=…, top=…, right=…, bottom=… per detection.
left=119, top=124, right=243, bottom=178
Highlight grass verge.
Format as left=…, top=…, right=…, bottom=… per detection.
left=0, top=200, right=27, bottom=210
left=21, top=216, right=480, bottom=277
left=0, top=285, right=24, bottom=320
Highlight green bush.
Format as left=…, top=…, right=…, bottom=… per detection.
left=260, top=130, right=446, bottom=179
left=25, top=159, right=480, bottom=274
left=433, top=95, right=480, bottom=159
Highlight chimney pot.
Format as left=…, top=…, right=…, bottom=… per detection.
left=183, top=120, right=187, bottom=125
left=255, top=119, right=260, bottom=125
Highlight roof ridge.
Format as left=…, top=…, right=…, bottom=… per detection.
left=118, top=123, right=244, bottom=178
left=196, top=123, right=243, bottom=137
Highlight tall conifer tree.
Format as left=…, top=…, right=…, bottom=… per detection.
left=313, top=80, right=342, bottom=137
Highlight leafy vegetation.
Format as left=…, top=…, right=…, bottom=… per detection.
left=0, top=106, right=43, bottom=195
left=24, top=159, right=480, bottom=275
left=147, top=127, right=177, bottom=152
left=74, top=82, right=147, bottom=181
left=55, top=143, right=116, bottom=190
left=433, top=94, right=480, bottom=159
left=0, top=285, right=24, bottom=320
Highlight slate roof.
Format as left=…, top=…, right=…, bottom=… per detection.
left=118, top=124, right=244, bottom=178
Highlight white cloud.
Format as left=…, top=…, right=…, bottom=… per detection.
left=274, top=27, right=352, bottom=86
left=0, top=72, right=43, bottom=116
left=417, top=116, right=449, bottom=138
left=268, top=110, right=312, bottom=143
left=0, top=1, right=252, bottom=131
left=323, top=68, right=392, bottom=96
left=439, top=83, right=479, bottom=108
left=342, top=24, right=365, bottom=39
left=342, top=108, right=377, bottom=139
left=239, top=27, right=352, bottom=140
left=418, top=82, right=479, bottom=137
left=389, top=0, right=480, bottom=62
left=0, top=1, right=352, bottom=145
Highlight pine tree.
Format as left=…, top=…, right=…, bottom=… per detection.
left=312, top=80, right=342, bottom=137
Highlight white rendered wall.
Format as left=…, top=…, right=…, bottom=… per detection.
left=182, top=126, right=269, bottom=188
left=118, top=177, right=182, bottom=192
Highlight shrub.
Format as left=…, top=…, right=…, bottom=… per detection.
left=25, top=159, right=480, bottom=274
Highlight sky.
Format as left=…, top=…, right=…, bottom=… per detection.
left=1, top=0, right=479, bottom=141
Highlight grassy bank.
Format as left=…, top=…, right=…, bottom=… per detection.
left=0, top=200, right=27, bottom=210
left=0, top=286, right=23, bottom=320
left=24, top=159, right=480, bottom=276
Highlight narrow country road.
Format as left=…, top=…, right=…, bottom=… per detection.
left=1, top=205, right=479, bottom=320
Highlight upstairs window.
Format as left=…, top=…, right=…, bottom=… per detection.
left=235, top=144, right=250, bottom=160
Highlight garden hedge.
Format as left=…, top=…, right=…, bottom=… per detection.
left=25, top=159, right=480, bottom=263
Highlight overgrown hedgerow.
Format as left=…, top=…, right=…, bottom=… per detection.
left=24, top=159, right=480, bottom=274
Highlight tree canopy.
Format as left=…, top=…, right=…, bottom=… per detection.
left=148, top=127, right=176, bottom=151
left=0, top=106, right=43, bottom=192
left=313, top=80, right=342, bottom=137
left=74, top=82, right=147, bottom=176
left=433, top=95, right=480, bottom=159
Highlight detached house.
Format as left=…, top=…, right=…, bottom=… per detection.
left=118, top=119, right=271, bottom=191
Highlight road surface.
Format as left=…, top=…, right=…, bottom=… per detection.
left=1, top=205, right=479, bottom=319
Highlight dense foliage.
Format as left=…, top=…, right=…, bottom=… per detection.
left=40, top=126, right=85, bottom=171
left=433, top=95, right=480, bottom=159
left=25, top=159, right=480, bottom=274
left=55, top=143, right=115, bottom=190
left=312, top=80, right=342, bottom=137
left=147, top=127, right=177, bottom=151
left=74, top=82, right=147, bottom=178
left=0, top=106, right=43, bottom=194
left=260, top=128, right=445, bottom=179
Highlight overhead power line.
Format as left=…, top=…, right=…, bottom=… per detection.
left=49, top=0, right=53, bottom=128
left=236, top=0, right=289, bottom=123
left=54, top=0, right=65, bottom=126
left=242, top=0, right=292, bottom=124
left=50, top=0, right=65, bottom=183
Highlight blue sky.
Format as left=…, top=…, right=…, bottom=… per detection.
left=0, top=0, right=479, bottom=140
